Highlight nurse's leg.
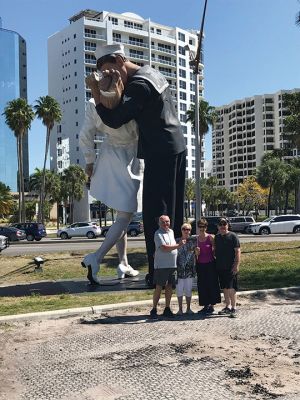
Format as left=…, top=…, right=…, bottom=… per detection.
left=82, top=211, right=132, bottom=283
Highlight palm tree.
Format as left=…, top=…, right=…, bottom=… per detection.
left=256, top=155, right=287, bottom=216
left=34, top=96, right=62, bottom=223
left=186, top=100, right=217, bottom=216
left=63, top=165, right=87, bottom=223
left=3, top=98, right=35, bottom=222
left=186, top=100, right=217, bottom=154
left=0, top=182, right=14, bottom=217
left=185, top=178, right=195, bottom=218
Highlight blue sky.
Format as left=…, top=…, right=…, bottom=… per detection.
left=1, top=0, right=300, bottom=172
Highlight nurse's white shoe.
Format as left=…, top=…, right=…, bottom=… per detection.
left=81, top=253, right=100, bottom=285
left=117, top=264, right=139, bottom=279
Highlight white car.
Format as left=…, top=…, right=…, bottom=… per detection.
left=249, top=214, right=300, bottom=235
left=57, top=222, right=101, bottom=239
left=0, top=235, right=9, bottom=252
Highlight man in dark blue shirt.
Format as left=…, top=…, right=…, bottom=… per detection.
left=215, top=218, right=241, bottom=317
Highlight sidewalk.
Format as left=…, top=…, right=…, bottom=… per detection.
left=0, top=287, right=299, bottom=400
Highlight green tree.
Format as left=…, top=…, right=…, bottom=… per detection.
left=185, top=178, right=195, bottom=217
left=62, top=165, right=87, bottom=223
left=34, top=96, right=62, bottom=223
left=236, top=176, right=268, bottom=215
left=3, top=98, right=35, bottom=222
left=0, top=182, right=14, bottom=217
left=282, top=92, right=300, bottom=149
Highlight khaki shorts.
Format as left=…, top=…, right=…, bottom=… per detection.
left=153, top=268, right=176, bottom=287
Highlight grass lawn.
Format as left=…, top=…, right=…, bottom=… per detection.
left=0, top=242, right=299, bottom=316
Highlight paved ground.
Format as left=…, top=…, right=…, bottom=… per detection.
left=0, top=288, right=299, bottom=400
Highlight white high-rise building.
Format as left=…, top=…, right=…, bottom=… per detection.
left=48, top=9, right=206, bottom=183
left=212, top=89, right=300, bottom=192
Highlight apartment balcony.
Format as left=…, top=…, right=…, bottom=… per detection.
left=151, top=57, right=177, bottom=67
left=84, top=58, right=97, bottom=65
left=85, top=45, right=97, bottom=52
left=127, top=52, right=149, bottom=61
left=159, top=70, right=177, bottom=79
left=84, top=33, right=106, bottom=41
left=114, top=37, right=149, bottom=49
left=151, top=44, right=176, bottom=55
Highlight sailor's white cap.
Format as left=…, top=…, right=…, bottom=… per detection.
left=95, top=43, right=125, bottom=60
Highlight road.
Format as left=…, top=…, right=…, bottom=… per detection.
left=2, top=234, right=300, bottom=256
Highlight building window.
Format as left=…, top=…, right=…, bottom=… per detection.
left=178, top=46, right=186, bottom=55
left=156, top=28, right=161, bottom=35
left=178, top=32, right=185, bottom=41
left=179, top=92, right=187, bottom=101
left=179, top=58, right=186, bottom=67
left=180, top=103, right=187, bottom=112
left=109, top=17, right=118, bottom=25
left=124, top=20, right=133, bottom=28
left=113, top=33, right=121, bottom=42
left=180, top=114, right=187, bottom=123
left=179, top=69, right=186, bottom=78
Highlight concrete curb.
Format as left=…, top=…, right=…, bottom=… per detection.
left=0, top=286, right=299, bottom=323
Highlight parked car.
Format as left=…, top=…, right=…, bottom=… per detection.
left=57, top=222, right=101, bottom=239
left=229, top=216, right=255, bottom=233
left=191, top=216, right=231, bottom=235
left=0, top=226, right=26, bottom=241
left=101, top=220, right=144, bottom=237
left=0, top=235, right=9, bottom=252
left=248, top=214, right=300, bottom=235
left=11, top=222, right=47, bottom=241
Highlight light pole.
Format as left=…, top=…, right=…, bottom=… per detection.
left=189, top=0, right=208, bottom=225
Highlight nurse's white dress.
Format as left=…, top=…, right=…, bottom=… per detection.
left=79, top=99, right=143, bottom=213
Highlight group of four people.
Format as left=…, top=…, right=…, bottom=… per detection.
left=150, top=216, right=241, bottom=319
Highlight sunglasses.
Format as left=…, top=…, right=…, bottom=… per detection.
left=218, top=222, right=228, bottom=226
left=182, top=228, right=191, bottom=231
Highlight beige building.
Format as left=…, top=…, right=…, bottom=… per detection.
left=212, top=89, right=300, bottom=192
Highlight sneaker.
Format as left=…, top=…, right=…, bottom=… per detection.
left=229, top=308, right=237, bottom=318
left=149, top=308, right=158, bottom=320
left=218, top=307, right=231, bottom=315
left=186, top=309, right=194, bottom=315
left=198, top=306, right=209, bottom=314
left=206, top=305, right=214, bottom=314
left=163, top=307, right=174, bottom=318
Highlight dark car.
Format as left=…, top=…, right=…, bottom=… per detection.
left=0, top=226, right=26, bottom=242
left=101, top=220, right=144, bottom=237
left=11, top=222, right=47, bottom=241
left=191, top=216, right=231, bottom=235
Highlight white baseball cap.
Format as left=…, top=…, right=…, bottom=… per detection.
left=95, top=43, right=125, bottom=61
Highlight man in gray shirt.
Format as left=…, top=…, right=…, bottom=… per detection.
left=150, top=215, right=185, bottom=319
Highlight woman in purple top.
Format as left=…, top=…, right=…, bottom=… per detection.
left=195, top=218, right=221, bottom=314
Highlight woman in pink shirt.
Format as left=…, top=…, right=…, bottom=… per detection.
left=195, top=218, right=221, bottom=314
